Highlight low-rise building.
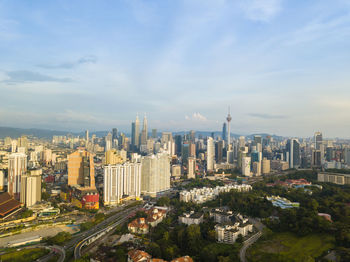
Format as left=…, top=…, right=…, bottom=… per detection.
left=179, top=184, right=252, bottom=204
left=171, top=256, right=193, bottom=262
left=266, top=195, right=299, bottom=209
left=178, top=211, right=203, bottom=225
left=214, top=213, right=253, bottom=244
left=127, top=249, right=151, bottom=262
left=318, top=172, right=350, bottom=185
left=128, top=217, right=149, bottom=234
left=146, top=208, right=166, bottom=227
left=210, top=208, right=234, bottom=224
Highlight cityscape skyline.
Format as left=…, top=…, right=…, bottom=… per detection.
left=1, top=0, right=350, bottom=137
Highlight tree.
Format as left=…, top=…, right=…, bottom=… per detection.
left=157, top=197, right=170, bottom=207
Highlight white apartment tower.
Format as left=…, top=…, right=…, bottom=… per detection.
left=8, top=153, right=27, bottom=199
left=141, top=152, right=171, bottom=197
left=207, top=137, right=215, bottom=171
left=20, top=169, right=42, bottom=207
left=104, top=162, right=142, bottom=205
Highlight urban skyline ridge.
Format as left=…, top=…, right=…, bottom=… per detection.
left=0, top=125, right=347, bottom=141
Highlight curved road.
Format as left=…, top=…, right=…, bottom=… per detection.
left=74, top=205, right=141, bottom=260
left=239, top=218, right=265, bottom=262
left=37, top=245, right=65, bottom=262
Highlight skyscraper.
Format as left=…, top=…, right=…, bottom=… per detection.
left=286, top=139, right=300, bottom=169
left=8, top=153, right=27, bottom=200
left=85, top=130, right=89, bottom=144
left=207, top=137, right=215, bottom=171
left=215, top=140, right=224, bottom=163
left=152, top=129, right=157, bottom=139
left=226, top=108, right=232, bottom=151
left=105, top=132, right=112, bottom=152
left=314, top=132, right=323, bottom=150
left=222, top=122, right=227, bottom=143
left=112, top=128, right=118, bottom=141
left=140, top=114, right=148, bottom=146
left=131, top=115, right=140, bottom=151
left=68, top=149, right=95, bottom=189
left=175, top=135, right=182, bottom=156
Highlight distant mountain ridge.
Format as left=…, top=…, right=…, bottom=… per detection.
left=0, top=126, right=284, bottom=140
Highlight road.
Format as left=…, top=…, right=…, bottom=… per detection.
left=37, top=245, right=65, bottom=262
left=239, top=218, right=265, bottom=262
left=74, top=205, right=140, bottom=260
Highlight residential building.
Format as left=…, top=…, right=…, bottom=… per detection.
left=104, top=162, right=141, bottom=205
left=207, top=137, right=215, bottom=171
left=68, top=149, right=95, bottom=189
left=318, top=172, right=350, bottom=185
left=262, top=158, right=271, bottom=174
left=178, top=211, right=203, bottom=225
left=8, top=153, right=27, bottom=199
left=127, top=249, right=151, bottom=262
left=215, top=213, right=253, bottom=244
left=20, top=169, right=42, bottom=207
left=141, top=152, right=170, bottom=197
left=128, top=217, right=149, bottom=234
left=242, top=156, right=251, bottom=177
left=187, top=157, right=196, bottom=179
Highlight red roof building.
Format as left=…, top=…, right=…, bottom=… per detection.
left=0, top=192, right=22, bottom=217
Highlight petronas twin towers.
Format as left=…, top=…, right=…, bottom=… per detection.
left=131, top=114, right=148, bottom=151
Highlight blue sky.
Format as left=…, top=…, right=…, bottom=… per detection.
left=1, top=0, right=350, bottom=137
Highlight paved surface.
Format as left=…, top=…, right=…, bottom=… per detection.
left=37, top=245, right=65, bottom=262
left=0, top=225, right=78, bottom=247
left=74, top=205, right=140, bottom=260
left=239, top=218, right=265, bottom=262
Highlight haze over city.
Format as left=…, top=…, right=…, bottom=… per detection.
left=1, top=0, right=350, bottom=137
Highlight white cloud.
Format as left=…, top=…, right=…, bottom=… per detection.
left=186, top=112, right=207, bottom=122
left=240, top=0, right=283, bottom=22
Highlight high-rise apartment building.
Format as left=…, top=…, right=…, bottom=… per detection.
left=141, top=152, right=170, bottom=197
left=68, top=149, right=95, bottom=189
left=8, top=153, right=27, bottom=199
left=252, top=162, right=261, bottom=176
left=188, top=157, right=196, bottom=179
left=239, top=136, right=245, bottom=148
left=20, top=169, right=42, bottom=207
left=171, top=164, right=181, bottom=178
left=85, top=130, right=89, bottom=143
left=104, top=162, right=141, bottom=205
left=262, top=158, right=271, bottom=174
left=242, top=156, right=251, bottom=177
left=105, top=149, right=125, bottom=165
left=105, top=132, right=112, bottom=152
left=207, top=137, right=215, bottom=171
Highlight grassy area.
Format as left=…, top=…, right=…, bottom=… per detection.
left=0, top=247, right=49, bottom=262
left=247, top=232, right=335, bottom=262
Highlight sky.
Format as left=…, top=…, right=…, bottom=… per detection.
left=1, top=0, right=350, bottom=138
